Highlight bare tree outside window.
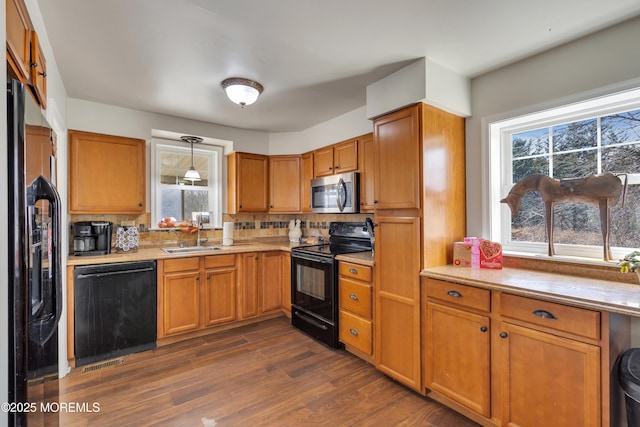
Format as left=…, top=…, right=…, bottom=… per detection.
left=510, top=108, right=640, bottom=249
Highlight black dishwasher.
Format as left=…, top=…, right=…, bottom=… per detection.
left=74, top=260, right=157, bottom=366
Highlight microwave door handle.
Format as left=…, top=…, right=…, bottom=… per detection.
left=336, top=178, right=346, bottom=212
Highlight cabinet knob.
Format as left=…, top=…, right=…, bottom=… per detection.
left=39, top=71, right=47, bottom=77
left=138, top=202, right=143, bottom=207
left=500, top=332, right=508, bottom=339
left=270, top=205, right=273, bottom=208
left=239, top=204, right=243, bottom=208
left=373, top=200, right=378, bottom=204
left=480, top=326, right=488, bottom=333
left=30, top=61, right=38, bottom=68
left=349, top=328, right=359, bottom=336
left=207, top=274, right=211, bottom=280
left=335, top=165, right=340, bottom=169
left=329, top=167, right=333, bottom=170
left=195, top=276, right=200, bottom=281
left=349, top=293, right=359, bottom=301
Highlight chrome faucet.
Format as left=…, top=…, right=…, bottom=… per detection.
left=196, top=214, right=208, bottom=246
left=173, top=230, right=185, bottom=248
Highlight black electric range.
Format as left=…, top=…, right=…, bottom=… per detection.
left=290, top=221, right=374, bottom=348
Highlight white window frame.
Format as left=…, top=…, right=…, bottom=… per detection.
left=150, top=138, right=223, bottom=229
left=487, top=87, right=640, bottom=261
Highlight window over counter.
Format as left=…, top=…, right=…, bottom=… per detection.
left=489, top=88, right=640, bottom=260
left=151, top=138, right=223, bottom=228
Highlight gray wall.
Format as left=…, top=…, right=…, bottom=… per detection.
left=466, top=15, right=640, bottom=237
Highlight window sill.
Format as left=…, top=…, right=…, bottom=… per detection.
left=503, top=251, right=636, bottom=284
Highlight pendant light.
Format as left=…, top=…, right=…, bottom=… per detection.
left=221, top=77, right=263, bottom=107
left=181, top=136, right=202, bottom=182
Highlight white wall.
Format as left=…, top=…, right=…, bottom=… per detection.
left=268, top=106, right=372, bottom=155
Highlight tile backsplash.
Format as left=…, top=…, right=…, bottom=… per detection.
left=69, top=212, right=373, bottom=248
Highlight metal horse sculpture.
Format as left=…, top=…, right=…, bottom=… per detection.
left=500, top=173, right=627, bottom=261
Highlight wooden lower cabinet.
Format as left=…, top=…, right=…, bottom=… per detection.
left=498, top=322, right=600, bottom=427
left=281, top=252, right=292, bottom=317
left=260, top=251, right=282, bottom=314
left=339, top=261, right=374, bottom=359
left=203, top=255, right=237, bottom=326
left=162, top=257, right=201, bottom=336
left=239, top=252, right=260, bottom=319
left=423, top=277, right=625, bottom=427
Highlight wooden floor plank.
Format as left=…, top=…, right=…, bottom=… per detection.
left=59, top=316, right=479, bottom=426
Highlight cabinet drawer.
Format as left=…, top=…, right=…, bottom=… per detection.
left=426, top=279, right=490, bottom=313
left=163, top=257, right=200, bottom=273
left=339, top=262, right=372, bottom=282
left=339, top=310, right=372, bottom=355
left=500, top=293, right=600, bottom=340
left=339, top=278, right=372, bottom=318
left=204, top=254, right=236, bottom=269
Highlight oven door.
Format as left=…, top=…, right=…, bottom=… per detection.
left=290, top=251, right=341, bottom=347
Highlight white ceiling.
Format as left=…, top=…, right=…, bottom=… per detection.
left=37, top=0, right=640, bottom=133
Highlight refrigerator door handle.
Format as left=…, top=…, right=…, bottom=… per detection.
left=27, top=175, right=62, bottom=345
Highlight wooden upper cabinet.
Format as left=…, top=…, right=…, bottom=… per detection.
left=301, top=152, right=313, bottom=212
left=313, top=146, right=334, bottom=177
left=26, top=124, right=52, bottom=185
left=29, top=31, right=47, bottom=108
left=313, top=137, right=358, bottom=178
left=227, top=152, right=269, bottom=213
left=68, top=130, right=146, bottom=214
left=334, top=138, right=358, bottom=173
left=269, top=155, right=301, bottom=213
left=373, top=104, right=421, bottom=210
left=357, top=133, right=375, bottom=212
left=6, top=0, right=31, bottom=82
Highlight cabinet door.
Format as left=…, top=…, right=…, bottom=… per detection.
left=234, top=153, right=269, bottom=213
left=26, top=124, right=51, bottom=185
left=301, top=152, right=313, bottom=212
left=261, top=252, right=282, bottom=314
left=375, top=214, right=422, bottom=392
left=239, top=253, right=260, bottom=319
left=6, top=0, right=31, bottom=81
left=30, top=31, right=47, bottom=108
left=281, top=252, right=292, bottom=317
left=269, top=156, right=301, bottom=212
left=68, top=131, right=146, bottom=213
left=334, top=138, right=358, bottom=173
left=358, top=134, right=375, bottom=212
left=499, top=322, right=601, bottom=427
left=204, top=267, right=237, bottom=326
left=313, top=146, right=334, bottom=177
left=163, top=272, right=200, bottom=335
left=373, top=104, right=421, bottom=210
left=426, top=302, right=491, bottom=417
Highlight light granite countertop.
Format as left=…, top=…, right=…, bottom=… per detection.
left=421, top=264, right=640, bottom=317
left=67, top=238, right=375, bottom=267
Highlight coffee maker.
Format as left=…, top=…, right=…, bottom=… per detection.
left=73, top=221, right=112, bottom=256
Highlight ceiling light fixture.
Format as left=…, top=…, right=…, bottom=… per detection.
left=221, top=77, right=263, bottom=108
left=181, top=135, right=203, bottom=182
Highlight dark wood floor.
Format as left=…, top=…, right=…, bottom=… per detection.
left=59, top=316, right=480, bottom=427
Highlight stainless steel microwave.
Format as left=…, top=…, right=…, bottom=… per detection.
left=310, top=172, right=360, bottom=213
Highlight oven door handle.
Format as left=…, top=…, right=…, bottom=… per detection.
left=294, top=310, right=329, bottom=330
left=291, top=252, right=334, bottom=264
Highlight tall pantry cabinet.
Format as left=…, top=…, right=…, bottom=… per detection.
left=373, top=103, right=466, bottom=393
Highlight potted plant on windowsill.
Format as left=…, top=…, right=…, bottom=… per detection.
left=619, top=251, right=640, bottom=282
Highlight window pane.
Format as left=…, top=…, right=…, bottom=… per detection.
left=552, top=119, right=597, bottom=152
left=610, top=185, right=640, bottom=247
left=513, top=157, right=549, bottom=182
left=511, top=192, right=546, bottom=243
left=183, top=190, right=209, bottom=220
left=160, top=188, right=182, bottom=219
left=552, top=150, right=597, bottom=179
left=601, top=109, right=640, bottom=146
left=160, top=151, right=209, bottom=187
left=602, top=144, right=640, bottom=174
left=553, top=203, right=602, bottom=245
left=512, top=128, right=549, bottom=158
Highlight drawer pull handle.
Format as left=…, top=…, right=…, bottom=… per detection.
left=349, top=294, right=359, bottom=301
left=500, top=332, right=508, bottom=339
left=447, top=290, right=462, bottom=298
left=533, top=309, right=557, bottom=320
left=349, top=328, right=359, bottom=336
left=480, top=326, right=488, bottom=333
left=349, top=268, right=358, bottom=274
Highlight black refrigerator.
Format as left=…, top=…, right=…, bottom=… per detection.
left=7, top=78, right=62, bottom=426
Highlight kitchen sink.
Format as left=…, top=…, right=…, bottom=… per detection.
left=161, top=245, right=226, bottom=254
